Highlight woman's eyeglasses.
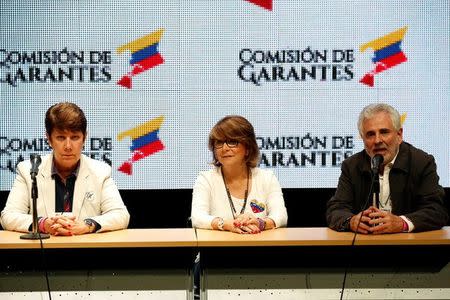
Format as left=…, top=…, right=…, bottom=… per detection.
left=214, top=140, right=239, bottom=149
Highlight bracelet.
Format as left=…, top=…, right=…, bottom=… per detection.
left=38, top=217, right=48, bottom=234
left=402, top=220, right=409, bottom=232
left=217, top=218, right=225, bottom=231
left=257, top=218, right=266, bottom=231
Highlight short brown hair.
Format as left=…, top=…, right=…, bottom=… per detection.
left=45, top=102, right=87, bottom=137
left=208, top=115, right=260, bottom=168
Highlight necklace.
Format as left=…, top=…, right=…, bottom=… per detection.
left=221, top=167, right=250, bottom=219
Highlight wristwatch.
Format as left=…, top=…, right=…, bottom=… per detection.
left=257, top=218, right=266, bottom=231
left=217, top=218, right=225, bottom=231
left=84, top=219, right=96, bottom=233
left=341, top=216, right=352, bottom=231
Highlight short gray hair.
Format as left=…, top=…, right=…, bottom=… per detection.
left=357, top=103, right=401, bottom=137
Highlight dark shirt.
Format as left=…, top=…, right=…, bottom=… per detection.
left=51, top=162, right=79, bottom=213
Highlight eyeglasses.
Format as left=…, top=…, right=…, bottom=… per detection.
left=214, top=140, right=239, bottom=149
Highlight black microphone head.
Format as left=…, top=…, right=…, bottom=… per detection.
left=371, top=154, right=384, bottom=173
left=30, top=154, right=42, bottom=176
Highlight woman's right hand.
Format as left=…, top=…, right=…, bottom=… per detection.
left=233, top=214, right=260, bottom=234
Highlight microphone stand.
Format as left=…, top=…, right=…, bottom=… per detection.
left=372, top=171, right=380, bottom=209
left=20, top=173, right=50, bottom=240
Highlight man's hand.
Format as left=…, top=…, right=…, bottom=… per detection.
left=349, top=208, right=374, bottom=234
left=367, top=207, right=404, bottom=234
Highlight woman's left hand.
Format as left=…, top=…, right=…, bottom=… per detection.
left=233, top=214, right=261, bottom=234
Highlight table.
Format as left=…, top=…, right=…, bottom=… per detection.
left=2, top=227, right=450, bottom=299
left=0, top=229, right=197, bottom=300
left=197, top=227, right=450, bottom=300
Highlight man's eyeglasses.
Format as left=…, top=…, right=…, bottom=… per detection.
left=214, top=140, right=239, bottom=149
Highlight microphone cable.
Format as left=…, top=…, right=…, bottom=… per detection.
left=339, top=174, right=376, bottom=300
left=38, top=232, right=52, bottom=300
left=27, top=154, right=52, bottom=299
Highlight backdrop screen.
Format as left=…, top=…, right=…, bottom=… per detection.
left=1, top=0, right=449, bottom=190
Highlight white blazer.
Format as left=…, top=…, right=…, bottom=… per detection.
left=1, top=154, right=130, bottom=233
left=191, top=167, right=288, bottom=229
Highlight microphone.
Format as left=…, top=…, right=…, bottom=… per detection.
left=30, top=154, right=42, bottom=178
left=371, top=154, right=384, bottom=175
left=21, top=153, right=49, bottom=240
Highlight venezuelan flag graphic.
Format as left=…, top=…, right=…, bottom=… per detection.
left=245, top=0, right=273, bottom=11
left=117, top=116, right=165, bottom=175
left=116, top=29, right=165, bottom=89
left=359, top=26, right=408, bottom=87
left=400, top=113, right=407, bottom=126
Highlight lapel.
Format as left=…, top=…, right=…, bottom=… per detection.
left=38, top=154, right=55, bottom=216
left=356, top=150, right=373, bottom=208
left=389, top=143, right=410, bottom=214
left=72, top=155, right=91, bottom=217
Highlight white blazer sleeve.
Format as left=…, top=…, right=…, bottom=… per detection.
left=263, top=170, right=288, bottom=228
left=1, top=161, right=34, bottom=232
left=191, top=171, right=216, bottom=229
